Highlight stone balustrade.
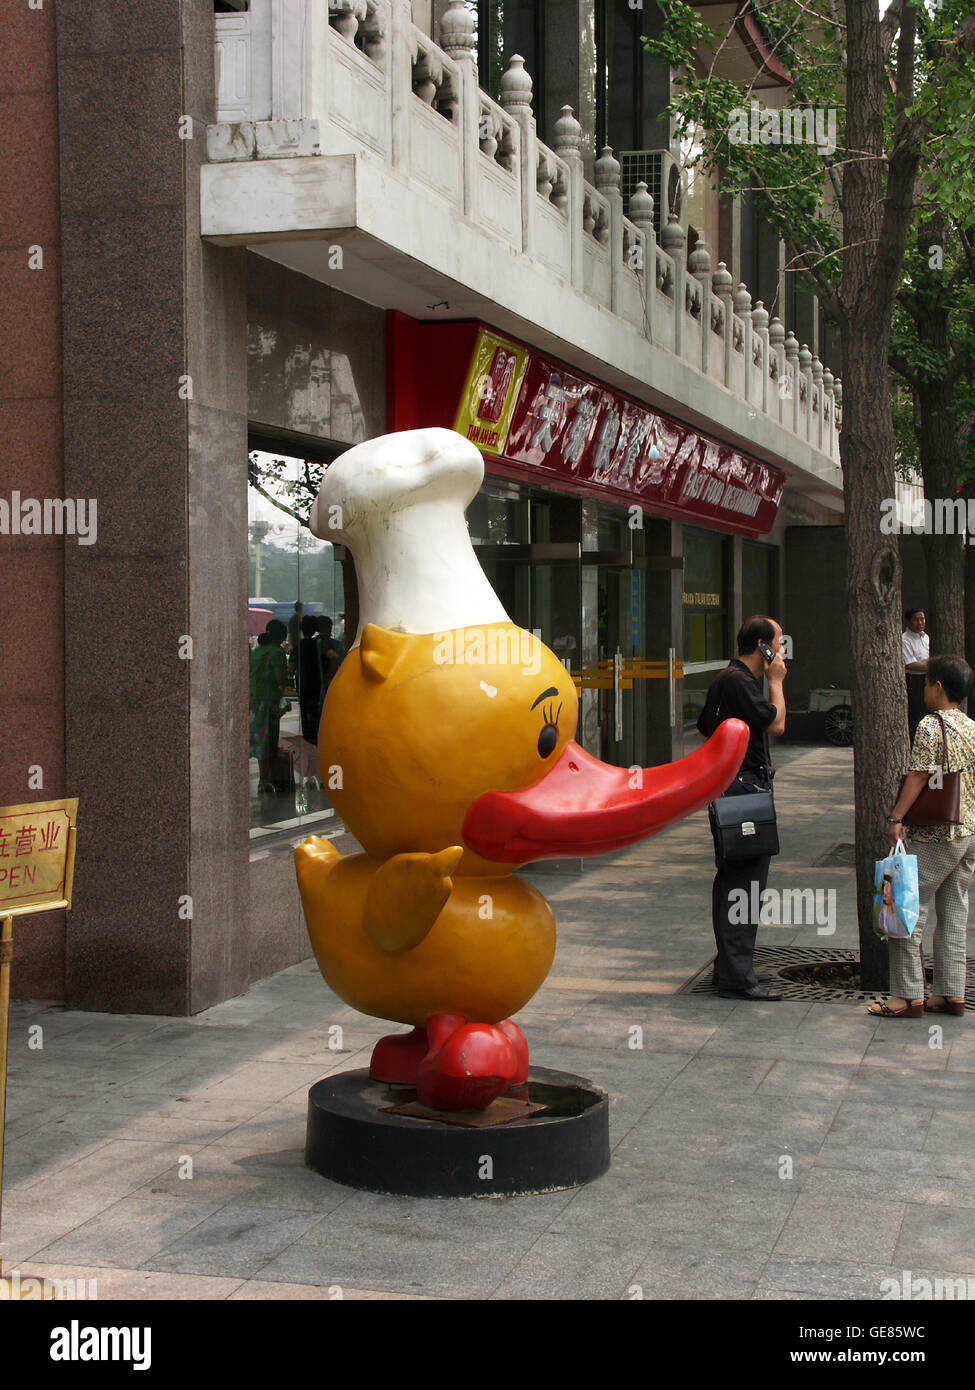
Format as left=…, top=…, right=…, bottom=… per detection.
left=208, top=0, right=841, bottom=462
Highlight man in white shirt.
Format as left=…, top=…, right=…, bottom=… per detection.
left=903, top=609, right=929, bottom=740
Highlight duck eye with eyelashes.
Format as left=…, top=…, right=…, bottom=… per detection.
left=537, top=700, right=562, bottom=758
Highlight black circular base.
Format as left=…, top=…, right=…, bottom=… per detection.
left=305, top=1067, right=610, bottom=1198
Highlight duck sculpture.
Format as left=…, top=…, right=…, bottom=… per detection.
left=296, top=428, right=748, bottom=1110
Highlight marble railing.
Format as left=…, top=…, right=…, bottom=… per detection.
left=209, top=0, right=841, bottom=457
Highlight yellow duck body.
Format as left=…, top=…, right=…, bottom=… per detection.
left=297, top=843, right=555, bottom=1027
left=294, top=621, right=574, bottom=1027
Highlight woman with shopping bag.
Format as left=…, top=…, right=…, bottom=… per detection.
left=868, top=655, right=975, bottom=1018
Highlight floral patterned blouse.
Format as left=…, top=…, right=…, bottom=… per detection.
left=907, top=708, right=975, bottom=843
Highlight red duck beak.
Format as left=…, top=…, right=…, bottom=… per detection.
left=462, top=719, right=749, bottom=863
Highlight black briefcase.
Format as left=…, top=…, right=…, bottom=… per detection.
left=708, top=790, right=779, bottom=865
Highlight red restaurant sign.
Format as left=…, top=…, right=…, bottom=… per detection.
left=450, top=326, right=785, bottom=537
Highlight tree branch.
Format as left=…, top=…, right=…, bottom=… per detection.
left=247, top=473, right=311, bottom=529
left=879, top=0, right=904, bottom=59
left=888, top=351, right=920, bottom=390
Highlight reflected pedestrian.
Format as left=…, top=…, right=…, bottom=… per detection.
left=316, top=616, right=344, bottom=716
left=298, top=614, right=323, bottom=744
left=250, top=618, right=288, bottom=793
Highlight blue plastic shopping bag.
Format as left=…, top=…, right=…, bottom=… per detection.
left=873, top=839, right=919, bottom=939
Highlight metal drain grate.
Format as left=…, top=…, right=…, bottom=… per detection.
left=681, top=945, right=975, bottom=1009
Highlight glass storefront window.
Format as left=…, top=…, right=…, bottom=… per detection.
left=742, top=540, right=774, bottom=620
left=248, top=449, right=346, bottom=835
left=682, top=526, right=728, bottom=726
left=466, top=484, right=530, bottom=546
left=682, top=527, right=727, bottom=662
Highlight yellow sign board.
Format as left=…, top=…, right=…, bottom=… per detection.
left=453, top=327, right=530, bottom=457
left=0, top=798, right=77, bottom=916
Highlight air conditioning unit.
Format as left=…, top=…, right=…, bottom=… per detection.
left=619, top=150, right=686, bottom=239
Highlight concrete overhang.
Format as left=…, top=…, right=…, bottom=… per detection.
left=692, top=1, right=793, bottom=89
left=201, top=152, right=843, bottom=506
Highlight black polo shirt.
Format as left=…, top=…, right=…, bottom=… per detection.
left=696, top=659, right=777, bottom=779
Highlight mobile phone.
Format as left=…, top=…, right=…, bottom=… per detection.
left=758, top=640, right=775, bottom=664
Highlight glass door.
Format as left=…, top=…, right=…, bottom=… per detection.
left=472, top=543, right=582, bottom=660
left=583, top=506, right=641, bottom=768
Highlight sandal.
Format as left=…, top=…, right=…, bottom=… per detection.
left=925, top=997, right=966, bottom=1017
left=867, top=999, right=923, bottom=1018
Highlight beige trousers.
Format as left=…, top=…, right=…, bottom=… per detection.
left=888, top=836, right=975, bottom=1000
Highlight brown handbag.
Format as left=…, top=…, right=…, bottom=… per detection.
left=898, top=713, right=962, bottom=825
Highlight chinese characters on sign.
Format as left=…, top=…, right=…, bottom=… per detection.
left=0, top=799, right=77, bottom=914
left=453, top=327, right=785, bottom=537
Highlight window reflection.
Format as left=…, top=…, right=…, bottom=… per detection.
left=248, top=449, right=347, bottom=835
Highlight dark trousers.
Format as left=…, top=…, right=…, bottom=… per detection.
left=710, top=779, right=773, bottom=993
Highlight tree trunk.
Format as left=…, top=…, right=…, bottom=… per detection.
left=841, top=0, right=919, bottom=990
left=842, top=321, right=910, bottom=992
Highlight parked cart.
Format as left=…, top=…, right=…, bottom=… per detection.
left=809, top=687, right=853, bottom=746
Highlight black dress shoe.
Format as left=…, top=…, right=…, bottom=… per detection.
left=718, top=987, right=783, bottom=1001
left=712, top=973, right=773, bottom=986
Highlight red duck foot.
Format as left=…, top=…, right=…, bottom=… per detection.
left=370, top=1026, right=429, bottom=1084
left=496, top=1020, right=530, bottom=1084
left=416, top=1015, right=519, bottom=1111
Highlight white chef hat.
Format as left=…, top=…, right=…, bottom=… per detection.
left=311, top=427, right=509, bottom=644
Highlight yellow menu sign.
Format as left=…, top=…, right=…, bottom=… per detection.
left=0, top=798, right=77, bottom=916
left=453, top=327, right=530, bottom=457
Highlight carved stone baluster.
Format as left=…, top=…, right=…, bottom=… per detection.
left=822, top=365, right=836, bottom=455
left=536, top=149, right=554, bottom=201
left=361, top=1, right=386, bottom=62
left=479, top=102, right=498, bottom=159
left=413, top=50, right=439, bottom=104
left=712, top=261, right=733, bottom=387
left=811, top=355, right=824, bottom=451
left=687, top=239, right=711, bottom=373
left=554, top=105, right=583, bottom=288
left=629, top=180, right=654, bottom=341
left=594, top=146, right=621, bottom=309
left=440, top=0, right=476, bottom=211
left=798, top=343, right=813, bottom=440
left=767, top=316, right=785, bottom=421
left=331, top=0, right=367, bottom=42
left=501, top=53, right=535, bottom=258
left=784, top=331, right=800, bottom=434
left=661, top=214, right=685, bottom=355
left=751, top=301, right=769, bottom=413
left=733, top=284, right=753, bottom=402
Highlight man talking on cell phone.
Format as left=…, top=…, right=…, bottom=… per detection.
left=697, top=615, right=787, bottom=1000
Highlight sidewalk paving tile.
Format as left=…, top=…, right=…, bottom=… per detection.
left=7, top=744, right=975, bottom=1299
left=29, top=1196, right=228, bottom=1269
left=771, top=1193, right=906, bottom=1263
left=144, top=1205, right=330, bottom=1281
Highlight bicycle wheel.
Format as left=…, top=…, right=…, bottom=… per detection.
left=824, top=704, right=853, bottom=746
